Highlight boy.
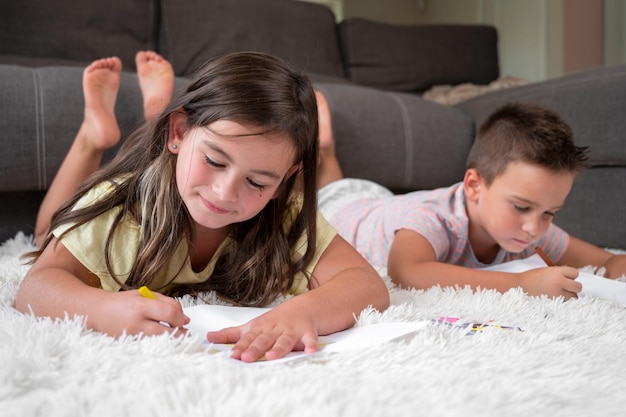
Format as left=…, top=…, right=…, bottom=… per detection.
left=315, top=93, right=626, bottom=300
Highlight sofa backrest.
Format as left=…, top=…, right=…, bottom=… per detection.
left=0, top=1, right=500, bottom=93
left=339, top=18, right=500, bottom=93
left=0, top=0, right=157, bottom=70
left=158, top=0, right=346, bottom=80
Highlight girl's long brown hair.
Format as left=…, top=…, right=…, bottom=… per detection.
left=32, top=51, right=320, bottom=306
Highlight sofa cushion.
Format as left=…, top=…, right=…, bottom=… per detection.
left=553, top=167, right=626, bottom=249
left=0, top=65, right=145, bottom=193
left=314, top=82, right=474, bottom=192
left=0, top=54, right=88, bottom=69
left=339, top=18, right=499, bottom=93
left=0, top=0, right=156, bottom=70
left=158, top=0, right=345, bottom=79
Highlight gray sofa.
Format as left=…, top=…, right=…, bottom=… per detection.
left=1, top=0, right=625, bottom=250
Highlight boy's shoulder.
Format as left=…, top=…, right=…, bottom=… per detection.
left=402, top=182, right=464, bottom=207
left=397, top=182, right=467, bottom=230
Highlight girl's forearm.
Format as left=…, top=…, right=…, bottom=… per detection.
left=15, top=268, right=105, bottom=326
left=285, top=266, right=389, bottom=335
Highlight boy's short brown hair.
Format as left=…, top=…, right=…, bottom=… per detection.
left=466, top=102, right=590, bottom=185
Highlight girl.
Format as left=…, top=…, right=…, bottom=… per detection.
left=15, top=51, right=389, bottom=362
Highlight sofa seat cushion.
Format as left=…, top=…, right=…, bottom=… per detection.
left=0, top=65, right=145, bottom=193
left=159, top=0, right=345, bottom=79
left=553, top=167, right=626, bottom=250
left=339, top=18, right=499, bottom=94
left=314, top=82, right=474, bottom=192
left=0, top=54, right=90, bottom=69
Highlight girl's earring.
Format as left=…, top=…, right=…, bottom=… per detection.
left=172, top=144, right=178, bottom=150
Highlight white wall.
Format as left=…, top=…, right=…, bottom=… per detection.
left=494, top=1, right=560, bottom=81
left=605, top=0, right=626, bottom=66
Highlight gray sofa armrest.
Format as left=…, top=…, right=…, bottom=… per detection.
left=456, top=64, right=626, bottom=166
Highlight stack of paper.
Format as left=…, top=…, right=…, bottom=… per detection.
left=183, top=304, right=428, bottom=365
left=480, top=253, right=626, bottom=307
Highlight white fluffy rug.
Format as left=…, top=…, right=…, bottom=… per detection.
left=2, top=232, right=626, bottom=417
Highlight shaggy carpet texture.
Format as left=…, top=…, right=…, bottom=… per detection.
left=1, top=232, right=625, bottom=417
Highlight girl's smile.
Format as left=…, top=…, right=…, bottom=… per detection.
left=200, top=196, right=230, bottom=214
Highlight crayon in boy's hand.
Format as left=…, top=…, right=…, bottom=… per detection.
left=534, top=247, right=555, bottom=266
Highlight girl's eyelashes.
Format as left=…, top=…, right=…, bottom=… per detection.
left=204, top=154, right=266, bottom=191
left=247, top=178, right=266, bottom=191
left=204, top=155, right=224, bottom=168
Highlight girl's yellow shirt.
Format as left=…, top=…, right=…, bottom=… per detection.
left=53, top=180, right=337, bottom=295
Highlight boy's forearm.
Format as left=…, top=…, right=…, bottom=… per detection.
left=602, top=254, right=626, bottom=279
left=391, top=261, right=519, bottom=293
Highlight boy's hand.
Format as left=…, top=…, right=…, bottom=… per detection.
left=603, top=254, right=626, bottom=279
left=206, top=307, right=319, bottom=362
left=518, top=266, right=582, bottom=299
left=94, top=290, right=189, bottom=337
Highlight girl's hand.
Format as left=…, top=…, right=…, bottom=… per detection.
left=206, top=306, right=319, bottom=362
left=517, top=266, right=582, bottom=299
left=204, top=235, right=389, bottom=363
left=94, top=289, right=190, bottom=338
left=15, top=238, right=189, bottom=339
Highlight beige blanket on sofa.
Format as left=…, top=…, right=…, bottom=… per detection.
left=423, top=76, right=530, bottom=105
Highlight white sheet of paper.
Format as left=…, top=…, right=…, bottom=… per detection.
left=183, top=304, right=428, bottom=365
left=480, top=253, right=626, bottom=307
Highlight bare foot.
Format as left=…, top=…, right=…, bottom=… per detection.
left=80, top=56, right=123, bottom=151
left=314, top=90, right=344, bottom=188
left=316, top=90, right=334, bottom=153
left=135, top=50, right=175, bottom=120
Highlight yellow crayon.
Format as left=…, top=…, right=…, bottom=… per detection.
left=138, top=286, right=157, bottom=300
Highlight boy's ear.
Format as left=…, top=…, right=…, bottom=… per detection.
left=463, top=168, right=483, bottom=202
left=167, top=111, right=188, bottom=153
